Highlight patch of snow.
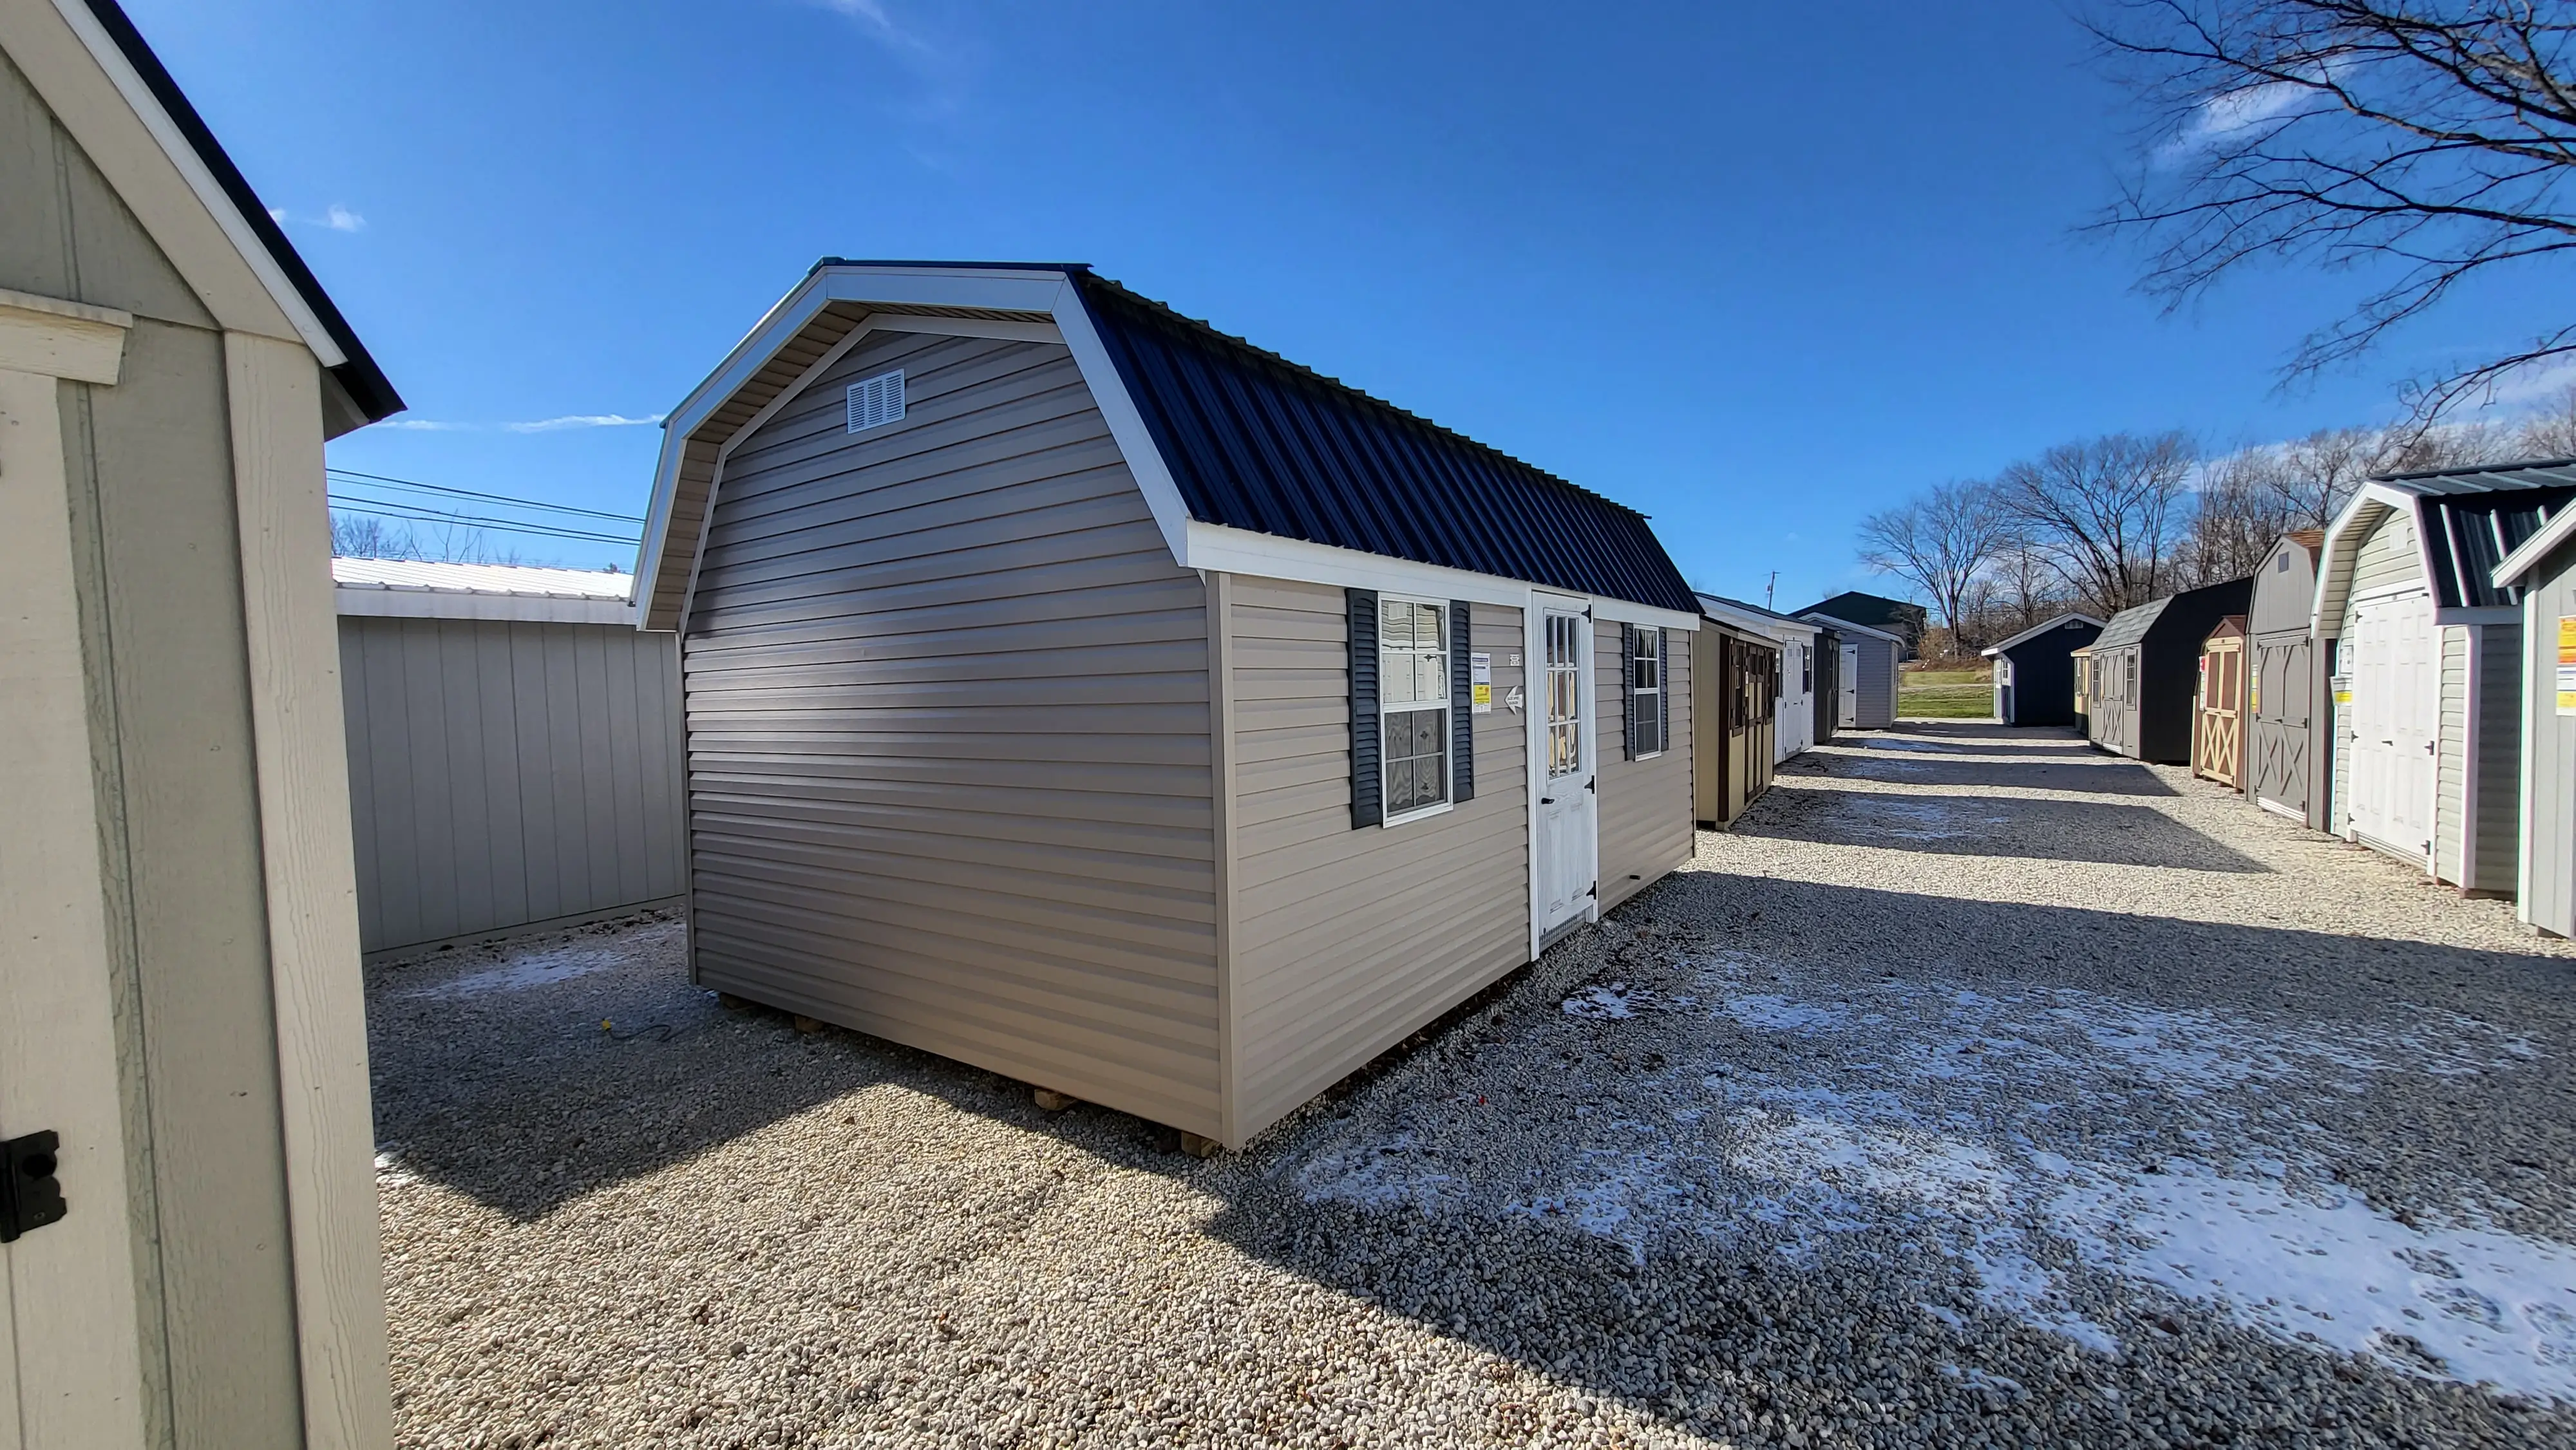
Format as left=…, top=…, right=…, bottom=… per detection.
left=1291, top=1133, right=1457, bottom=1212
left=1721, top=995, right=1848, bottom=1032
left=1562, top=983, right=1694, bottom=1020
left=395, top=939, right=639, bottom=1001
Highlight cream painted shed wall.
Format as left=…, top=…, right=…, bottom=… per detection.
left=679, top=327, right=1226, bottom=1138
left=1596, top=618, right=1695, bottom=910
left=1224, top=580, right=1531, bottom=1140
left=0, top=34, right=386, bottom=1450
left=2517, top=541, right=2576, bottom=936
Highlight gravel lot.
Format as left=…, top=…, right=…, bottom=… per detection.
left=372, top=724, right=2576, bottom=1449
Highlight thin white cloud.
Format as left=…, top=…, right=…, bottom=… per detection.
left=378, top=418, right=468, bottom=431
left=502, top=413, right=667, bottom=433
left=269, top=203, right=367, bottom=232
left=2159, top=80, right=2310, bottom=161
left=813, top=0, right=934, bottom=55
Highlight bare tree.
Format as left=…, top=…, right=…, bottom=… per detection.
left=330, top=513, right=421, bottom=560
left=2090, top=1, right=2576, bottom=422
left=1856, top=480, right=2011, bottom=645
left=2514, top=381, right=2576, bottom=455
left=1996, top=431, right=2200, bottom=613
left=328, top=511, right=534, bottom=565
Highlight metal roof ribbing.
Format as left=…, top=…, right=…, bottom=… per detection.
left=2363, top=462, right=2576, bottom=610
left=1068, top=274, right=1699, bottom=614
left=332, top=558, right=634, bottom=601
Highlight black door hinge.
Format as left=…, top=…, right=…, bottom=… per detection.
left=1, top=1131, right=65, bottom=1243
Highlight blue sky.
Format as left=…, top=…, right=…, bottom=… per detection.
left=129, top=0, right=2572, bottom=604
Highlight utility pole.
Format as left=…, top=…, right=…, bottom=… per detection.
left=1765, top=571, right=1777, bottom=610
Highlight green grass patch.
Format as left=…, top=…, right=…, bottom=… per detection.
left=1899, top=683, right=1994, bottom=719
left=1901, top=668, right=1989, bottom=686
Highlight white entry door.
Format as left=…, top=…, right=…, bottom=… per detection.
left=2347, top=591, right=2437, bottom=862
left=1839, top=644, right=1860, bottom=728
left=1534, top=608, right=1596, bottom=937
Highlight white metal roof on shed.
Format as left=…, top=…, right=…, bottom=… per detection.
left=331, top=558, right=639, bottom=625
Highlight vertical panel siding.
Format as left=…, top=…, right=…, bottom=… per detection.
left=681, top=331, right=1223, bottom=1137
left=1857, top=638, right=1896, bottom=728
left=2524, top=553, right=2576, bottom=934
left=1596, top=619, right=1694, bottom=910
left=2437, top=626, right=2469, bottom=884
left=1227, top=579, right=1528, bottom=1140
left=2472, top=621, right=2524, bottom=894
left=337, top=617, right=686, bottom=953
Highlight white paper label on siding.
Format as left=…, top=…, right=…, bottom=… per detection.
left=1471, top=652, right=1493, bottom=713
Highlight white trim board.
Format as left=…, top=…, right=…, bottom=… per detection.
left=332, top=588, right=638, bottom=626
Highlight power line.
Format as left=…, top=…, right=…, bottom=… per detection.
left=324, top=466, right=645, bottom=524
left=326, top=499, right=640, bottom=547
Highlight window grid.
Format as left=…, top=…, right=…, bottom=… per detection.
left=1546, top=614, right=1582, bottom=778
left=1380, top=599, right=1450, bottom=817
left=1631, top=628, right=1663, bottom=756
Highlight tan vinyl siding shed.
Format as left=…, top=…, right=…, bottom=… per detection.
left=0, top=1, right=404, bottom=1444
left=637, top=262, right=1704, bottom=1149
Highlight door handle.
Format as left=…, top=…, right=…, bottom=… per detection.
left=1540, top=796, right=1554, bottom=805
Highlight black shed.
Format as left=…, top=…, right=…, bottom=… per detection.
left=1980, top=612, right=2105, bottom=726
left=2080, top=577, right=2255, bottom=764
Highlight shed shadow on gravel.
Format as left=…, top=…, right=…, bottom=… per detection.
left=1742, top=789, right=2271, bottom=872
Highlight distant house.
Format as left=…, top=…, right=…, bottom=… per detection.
left=1792, top=590, right=1927, bottom=658
left=333, top=560, right=685, bottom=955
left=2315, top=462, right=2571, bottom=891
left=632, top=261, right=1702, bottom=1151
left=1980, top=612, right=2104, bottom=726
left=1803, top=613, right=1902, bottom=729
left=2080, top=578, right=2254, bottom=764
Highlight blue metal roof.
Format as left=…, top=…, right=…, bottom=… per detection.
left=1068, top=272, right=1699, bottom=613
left=2376, top=463, right=2576, bottom=610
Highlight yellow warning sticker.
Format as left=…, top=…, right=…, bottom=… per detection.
left=2558, top=616, right=2575, bottom=715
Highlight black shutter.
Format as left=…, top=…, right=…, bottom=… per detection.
left=1348, top=588, right=1381, bottom=828
left=1620, top=623, right=1638, bottom=760
left=1657, top=628, right=1671, bottom=756
left=1450, top=601, right=1475, bottom=803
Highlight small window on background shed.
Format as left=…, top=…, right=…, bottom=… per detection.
left=847, top=370, right=905, bottom=433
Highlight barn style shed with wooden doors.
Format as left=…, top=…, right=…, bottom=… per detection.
left=2079, top=577, right=2255, bottom=764
left=2245, top=531, right=2327, bottom=825
left=633, top=261, right=1701, bottom=1152
left=2486, top=487, right=2576, bottom=936
left=1700, top=594, right=1823, bottom=760
left=333, top=560, right=687, bottom=955
left=1803, top=612, right=1902, bottom=728
left=2193, top=616, right=2249, bottom=787
left=0, top=0, right=406, bottom=1442
left=1981, top=612, right=2104, bottom=726
left=2316, top=462, right=2573, bottom=891
left=1692, top=614, right=1783, bottom=827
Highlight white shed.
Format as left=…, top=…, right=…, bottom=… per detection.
left=2314, top=463, right=2573, bottom=891
left=1698, top=594, right=1823, bottom=760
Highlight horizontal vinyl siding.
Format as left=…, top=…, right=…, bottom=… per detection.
left=2438, top=626, right=2470, bottom=883
left=1228, top=579, right=1529, bottom=1140
left=683, top=330, right=1222, bottom=1136
left=2526, top=559, right=2576, bottom=934
left=2353, top=512, right=2422, bottom=596
left=2472, top=622, right=2524, bottom=894
left=1597, top=619, right=1694, bottom=910
left=340, top=616, right=686, bottom=953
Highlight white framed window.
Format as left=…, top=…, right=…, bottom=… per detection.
left=1630, top=626, right=1665, bottom=757
left=1798, top=643, right=1812, bottom=695
left=1546, top=612, right=1583, bottom=778
left=847, top=369, right=905, bottom=433
left=1379, top=596, right=1450, bottom=822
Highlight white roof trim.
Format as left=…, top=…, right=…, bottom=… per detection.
left=2493, top=503, right=2576, bottom=587
left=636, top=265, right=1195, bottom=630
left=1979, top=612, right=2107, bottom=657
left=2312, top=482, right=2421, bottom=637
left=1188, top=521, right=1701, bottom=631
left=1696, top=596, right=1819, bottom=642
left=334, top=588, right=636, bottom=626
left=1799, top=612, right=1904, bottom=644
left=47, top=0, right=346, bottom=366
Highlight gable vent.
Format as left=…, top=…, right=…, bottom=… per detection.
left=847, top=369, right=904, bottom=433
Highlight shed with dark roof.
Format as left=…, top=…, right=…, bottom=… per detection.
left=2488, top=483, right=2576, bottom=935
left=1980, top=612, right=2104, bottom=727
left=2079, top=578, right=2254, bottom=764
left=634, top=261, right=1701, bottom=1150
left=2315, top=462, right=2573, bottom=891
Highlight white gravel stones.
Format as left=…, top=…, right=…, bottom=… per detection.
left=373, top=725, right=2576, bottom=1447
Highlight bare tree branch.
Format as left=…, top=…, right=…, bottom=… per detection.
left=1856, top=482, right=2011, bottom=643
left=2088, top=1, right=2576, bottom=420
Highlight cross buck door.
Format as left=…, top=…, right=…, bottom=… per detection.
left=2194, top=635, right=2244, bottom=787
left=1534, top=607, right=1596, bottom=937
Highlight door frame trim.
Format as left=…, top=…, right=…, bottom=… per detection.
left=1526, top=592, right=1600, bottom=959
